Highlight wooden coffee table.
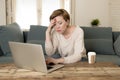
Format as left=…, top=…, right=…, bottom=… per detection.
left=0, top=62, right=120, bottom=80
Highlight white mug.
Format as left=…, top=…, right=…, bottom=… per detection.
left=88, top=52, right=96, bottom=64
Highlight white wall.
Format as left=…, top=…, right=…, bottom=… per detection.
left=0, top=0, right=6, bottom=25
left=110, top=0, right=120, bottom=31
left=75, top=0, right=110, bottom=27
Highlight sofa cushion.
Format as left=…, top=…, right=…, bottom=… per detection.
left=0, top=23, right=23, bottom=55
left=81, top=27, right=115, bottom=55
left=114, top=35, right=120, bottom=56
left=0, top=56, right=13, bottom=63
left=27, top=40, right=46, bottom=55
left=96, top=54, right=120, bottom=65
left=85, top=39, right=115, bottom=54
left=27, top=25, right=47, bottom=41
left=26, top=25, right=48, bottom=57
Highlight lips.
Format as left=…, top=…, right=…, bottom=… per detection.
left=56, top=30, right=61, bottom=32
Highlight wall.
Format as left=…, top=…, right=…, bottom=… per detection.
left=110, top=0, right=120, bottom=31
left=0, top=0, right=6, bottom=25
left=75, top=0, right=110, bottom=27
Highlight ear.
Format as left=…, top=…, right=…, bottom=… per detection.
left=67, top=20, right=70, bottom=25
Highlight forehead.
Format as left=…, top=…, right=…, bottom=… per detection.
left=55, top=16, right=64, bottom=21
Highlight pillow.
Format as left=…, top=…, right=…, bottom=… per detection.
left=0, top=23, right=23, bottom=55
left=85, top=39, right=115, bottom=54
left=27, top=25, right=47, bottom=41
left=27, top=40, right=46, bottom=55
left=114, top=35, right=120, bottom=56
left=27, top=25, right=47, bottom=56
left=81, top=27, right=115, bottom=55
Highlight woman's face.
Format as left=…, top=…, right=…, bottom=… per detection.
left=54, top=16, right=69, bottom=34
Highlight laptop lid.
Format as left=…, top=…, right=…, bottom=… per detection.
left=9, top=41, right=64, bottom=74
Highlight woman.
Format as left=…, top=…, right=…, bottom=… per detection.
left=45, top=9, right=86, bottom=64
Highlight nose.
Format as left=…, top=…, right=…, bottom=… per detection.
left=55, top=24, right=60, bottom=29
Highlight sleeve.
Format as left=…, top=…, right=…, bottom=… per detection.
left=45, top=31, right=59, bottom=56
left=64, top=28, right=86, bottom=63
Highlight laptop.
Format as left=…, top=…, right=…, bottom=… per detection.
left=9, top=41, right=64, bottom=74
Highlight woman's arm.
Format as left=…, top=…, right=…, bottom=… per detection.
left=45, top=19, right=58, bottom=56
left=46, top=19, right=56, bottom=42
left=63, top=28, right=86, bottom=63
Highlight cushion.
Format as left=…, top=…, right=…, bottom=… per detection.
left=27, top=40, right=46, bottom=55
left=85, top=39, right=115, bottom=54
left=0, top=23, right=23, bottom=55
left=96, top=54, right=120, bottom=65
left=81, top=27, right=115, bottom=55
left=27, top=25, right=47, bottom=41
left=0, top=56, right=14, bottom=63
left=114, top=35, right=120, bottom=56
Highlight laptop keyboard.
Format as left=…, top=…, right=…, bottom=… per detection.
left=47, top=65, right=53, bottom=69
left=47, top=63, right=55, bottom=69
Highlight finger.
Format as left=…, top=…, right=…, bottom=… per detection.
left=53, top=18, right=56, bottom=22
left=51, top=20, right=55, bottom=24
left=51, top=18, right=56, bottom=24
left=46, top=60, right=51, bottom=64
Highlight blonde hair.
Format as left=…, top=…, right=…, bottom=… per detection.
left=50, top=9, right=70, bottom=22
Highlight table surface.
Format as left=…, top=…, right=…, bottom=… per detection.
left=0, top=62, right=120, bottom=80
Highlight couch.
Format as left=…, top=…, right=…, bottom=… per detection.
left=0, top=23, right=120, bottom=65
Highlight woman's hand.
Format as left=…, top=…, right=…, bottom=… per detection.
left=49, top=18, right=56, bottom=29
left=45, top=18, right=56, bottom=42
left=46, top=57, right=65, bottom=64
left=46, top=18, right=56, bottom=33
left=46, top=57, right=58, bottom=64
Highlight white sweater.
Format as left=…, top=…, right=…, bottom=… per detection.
left=45, top=26, right=86, bottom=64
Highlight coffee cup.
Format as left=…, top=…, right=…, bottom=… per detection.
left=88, top=52, right=96, bottom=64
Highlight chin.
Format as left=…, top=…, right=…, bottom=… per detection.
left=60, top=31, right=65, bottom=34
left=55, top=29, right=65, bottom=34
left=57, top=32, right=62, bottom=34
left=57, top=31, right=63, bottom=34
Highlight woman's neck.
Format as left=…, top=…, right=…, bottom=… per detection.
left=62, top=25, right=75, bottom=39
left=63, top=25, right=71, bottom=35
